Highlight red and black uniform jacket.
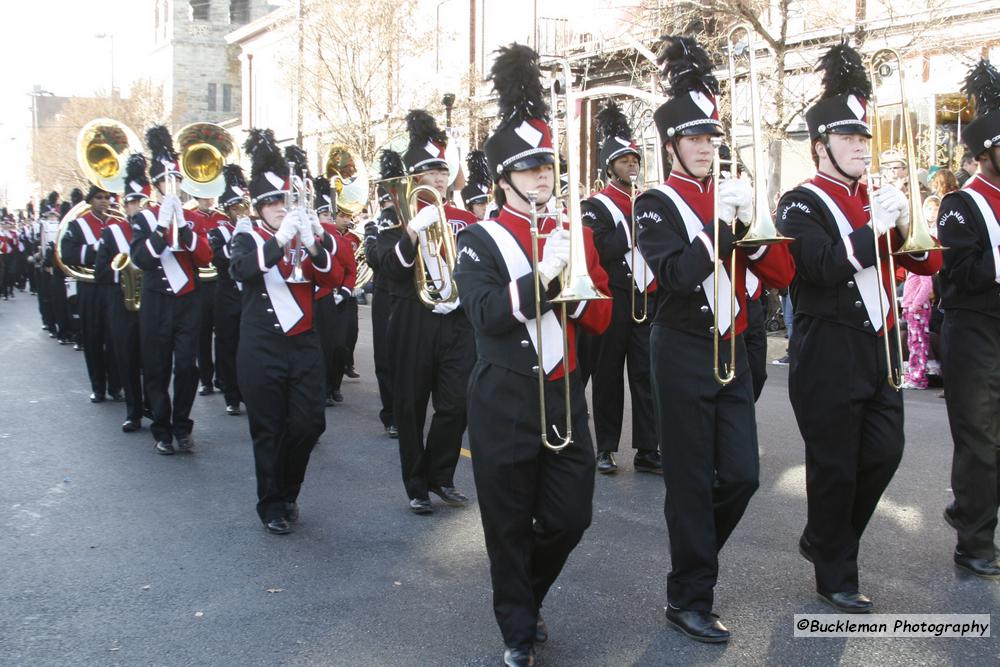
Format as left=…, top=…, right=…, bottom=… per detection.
left=129, top=203, right=213, bottom=297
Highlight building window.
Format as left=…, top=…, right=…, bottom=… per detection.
left=230, top=0, right=250, bottom=24
left=222, top=84, right=233, bottom=113
left=190, top=0, right=210, bottom=21
left=207, top=83, right=217, bottom=111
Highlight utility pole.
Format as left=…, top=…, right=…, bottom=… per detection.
left=296, top=0, right=305, bottom=147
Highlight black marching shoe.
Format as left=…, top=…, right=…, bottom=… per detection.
left=199, top=384, right=214, bottom=396
left=331, top=390, right=344, bottom=403
left=386, top=425, right=399, bottom=438
left=89, top=392, right=106, bottom=403
left=108, top=390, right=123, bottom=402
left=430, top=485, right=468, bottom=507
left=502, top=647, right=535, bottom=667
left=286, top=502, right=299, bottom=524
left=325, top=395, right=336, bottom=407
left=155, top=440, right=175, bottom=455
left=633, top=450, right=663, bottom=474
left=176, top=435, right=195, bottom=453
left=74, top=343, right=82, bottom=351
left=665, top=607, right=731, bottom=643
left=409, top=497, right=433, bottom=515
left=798, top=534, right=815, bottom=563
left=226, top=403, right=241, bottom=416
left=596, top=451, right=618, bottom=474
left=264, top=517, right=292, bottom=535
left=817, top=590, right=873, bottom=613
left=534, top=615, right=548, bottom=644
left=345, top=366, right=360, bottom=379
left=121, top=419, right=141, bottom=433
left=954, top=550, right=1000, bottom=579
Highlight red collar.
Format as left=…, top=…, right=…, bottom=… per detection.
left=667, top=172, right=713, bottom=195
left=813, top=171, right=861, bottom=197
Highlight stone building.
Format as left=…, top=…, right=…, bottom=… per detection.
left=149, top=0, right=276, bottom=125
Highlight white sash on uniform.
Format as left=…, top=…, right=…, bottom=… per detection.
left=800, top=183, right=888, bottom=332
left=248, top=230, right=303, bottom=332
left=478, top=220, right=564, bottom=373
left=652, top=184, right=739, bottom=334
left=591, top=193, right=654, bottom=293
left=962, top=188, right=1000, bottom=284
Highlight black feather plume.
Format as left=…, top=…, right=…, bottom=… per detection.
left=657, top=35, right=719, bottom=98
left=596, top=101, right=632, bottom=140
left=963, top=59, right=1000, bottom=117
left=125, top=153, right=148, bottom=184
left=466, top=150, right=490, bottom=185
left=405, top=110, right=447, bottom=151
left=379, top=149, right=406, bottom=179
left=222, top=163, right=247, bottom=189
left=244, top=128, right=287, bottom=179
left=816, top=41, right=871, bottom=100
left=46, top=191, right=59, bottom=206
left=70, top=188, right=84, bottom=205
left=283, top=145, right=310, bottom=176
left=145, top=125, right=177, bottom=161
left=313, top=175, right=331, bottom=202
left=489, top=43, right=549, bottom=125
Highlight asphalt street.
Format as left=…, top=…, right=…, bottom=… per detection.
left=1, top=292, right=997, bottom=667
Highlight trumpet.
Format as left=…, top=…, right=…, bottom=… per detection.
left=283, top=162, right=312, bottom=284
left=163, top=169, right=184, bottom=252
left=866, top=48, right=946, bottom=390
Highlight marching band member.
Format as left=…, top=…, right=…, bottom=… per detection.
left=460, top=149, right=492, bottom=220
left=189, top=196, right=227, bottom=396
left=367, top=188, right=398, bottom=437
left=375, top=110, right=477, bottom=515
left=938, top=59, right=1000, bottom=579
left=59, top=183, right=122, bottom=403
left=311, top=175, right=351, bottom=406
left=454, top=43, right=612, bottom=666
left=209, top=164, right=250, bottom=416
left=94, top=154, right=150, bottom=432
left=130, top=126, right=213, bottom=455
left=581, top=102, right=660, bottom=475
left=776, top=42, right=941, bottom=609
left=635, top=36, right=795, bottom=642
left=229, top=128, right=338, bottom=534
left=329, top=199, right=360, bottom=404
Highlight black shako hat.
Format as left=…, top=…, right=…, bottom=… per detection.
left=804, top=41, right=873, bottom=141
left=403, top=110, right=448, bottom=175
left=653, top=35, right=723, bottom=140
left=123, top=153, right=151, bottom=202
left=597, top=101, right=641, bottom=175
left=961, top=59, right=1000, bottom=157
left=244, top=128, right=289, bottom=206
left=460, top=150, right=491, bottom=207
left=484, top=43, right=555, bottom=180
left=219, top=163, right=249, bottom=208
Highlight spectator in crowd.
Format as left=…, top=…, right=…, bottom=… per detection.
left=901, top=195, right=942, bottom=389
left=930, top=168, right=960, bottom=198
left=955, top=152, right=977, bottom=186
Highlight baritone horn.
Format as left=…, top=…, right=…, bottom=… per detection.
left=866, top=48, right=945, bottom=391
left=111, top=252, right=142, bottom=312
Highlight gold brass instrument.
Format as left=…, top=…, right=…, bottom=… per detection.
left=866, top=48, right=946, bottom=390
left=523, top=60, right=611, bottom=454
left=349, top=227, right=374, bottom=290
left=711, top=137, right=738, bottom=386
left=53, top=201, right=127, bottom=282
left=409, top=185, right=457, bottom=307
left=325, top=144, right=369, bottom=216
left=111, top=252, right=142, bottom=312
left=178, top=123, right=237, bottom=199
left=76, top=118, right=142, bottom=194
left=283, top=161, right=312, bottom=284
left=725, top=24, right=791, bottom=248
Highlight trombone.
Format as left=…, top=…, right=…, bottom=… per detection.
left=711, top=137, right=739, bottom=386
left=525, top=60, right=611, bottom=454
left=866, top=48, right=945, bottom=390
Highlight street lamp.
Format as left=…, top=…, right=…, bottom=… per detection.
left=94, top=33, right=115, bottom=96
left=442, top=93, right=456, bottom=129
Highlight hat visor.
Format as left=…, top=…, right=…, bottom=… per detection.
left=826, top=123, right=872, bottom=138
left=409, top=159, right=449, bottom=175
left=506, top=153, right=556, bottom=173
left=676, top=123, right=724, bottom=138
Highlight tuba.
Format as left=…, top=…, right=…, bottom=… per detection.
left=326, top=144, right=374, bottom=290
left=55, top=119, right=138, bottom=281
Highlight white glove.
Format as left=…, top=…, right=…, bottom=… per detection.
left=537, top=229, right=570, bottom=287
left=275, top=210, right=300, bottom=247
left=432, top=299, right=460, bottom=315
left=307, top=209, right=324, bottom=237
left=717, top=178, right=752, bottom=224
left=875, top=183, right=910, bottom=233
left=157, top=194, right=182, bottom=229
left=869, top=184, right=904, bottom=236
left=297, top=211, right=316, bottom=249
left=407, top=205, right=438, bottom=234
left=334, top=291, right=345, bottom=305
left=234, top=216, right=253, bottom=236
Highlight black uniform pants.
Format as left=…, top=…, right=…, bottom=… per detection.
left=650, top=326, right=759, bottom=612
left=592, top=288, right=656, bottom=453
left=0, top=256, right=9, bottom=297
left=140, top=288, right=202, bottom=444
left=331, top=299, right=358, bottom=392
left=50, top=271, right=70, bottom=341
left=238, top=329, right=326, bottom=523
left=107, top=288, right=143, bottom=422
left=214, top=285, right=242, bottom=406
left=198, top=280, right=216, bottom=387
left=744, top=295, right=769, bottom=401
left=314, top=294, right=339, bottom=396
left=468, top=363, right=595, bottom=651
left=372, top=284, right=394, bottom=428
left=943, top=310, right=1000, bottom=559
left=79, top=282, right=120, bottom=396
left=388, top=300, right=474, bottom=500
left=788, top=316, right=904, bottom=594
left=37, top=268, right=52, bottom=329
